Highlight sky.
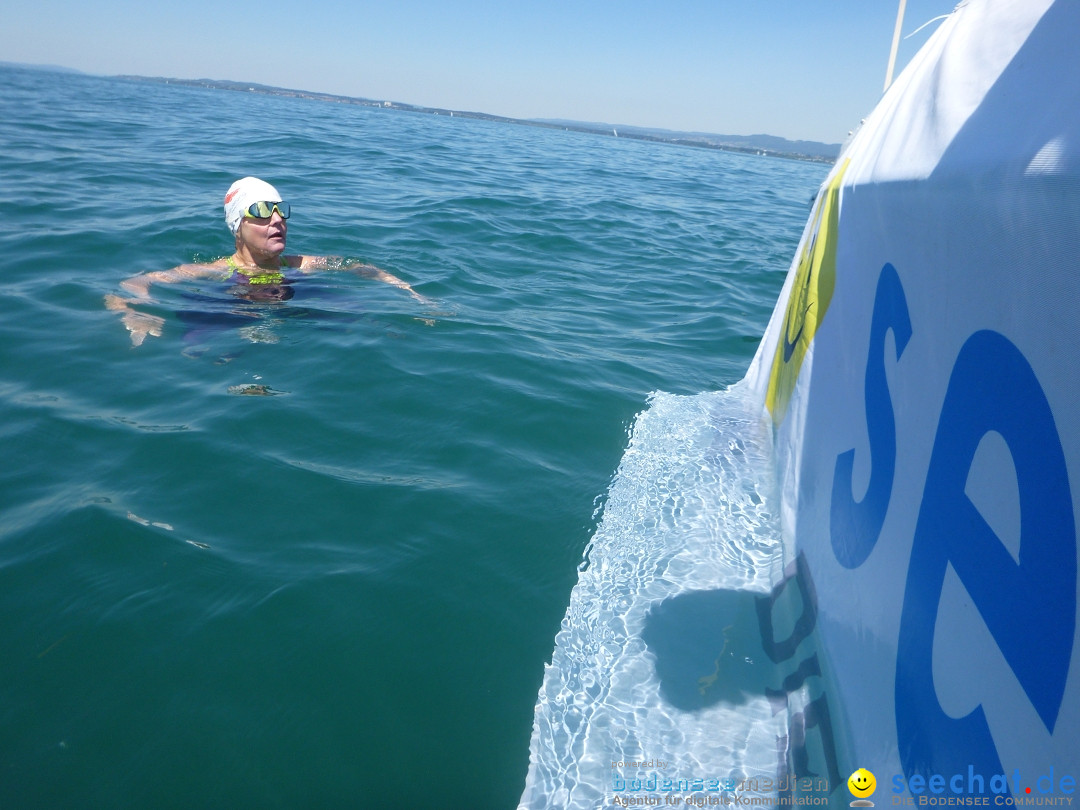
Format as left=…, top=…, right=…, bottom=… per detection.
left=2, top=0, right=960, bottom=145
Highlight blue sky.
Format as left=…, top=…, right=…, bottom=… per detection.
left=3, top=0, right=958, bottom=144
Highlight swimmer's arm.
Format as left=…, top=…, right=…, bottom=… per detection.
left=105, top=262, right=228, bottom=346
left=118, top=262, right=230, bottom=300
left=296, top=255, right=429, bottom=302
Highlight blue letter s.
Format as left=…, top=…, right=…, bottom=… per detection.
left=831, top=262, right=913, bottom=568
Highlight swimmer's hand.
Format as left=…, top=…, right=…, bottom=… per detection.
left=121, top=310, right=165, bottom=346
left=105, top=293, right=165, bottom=346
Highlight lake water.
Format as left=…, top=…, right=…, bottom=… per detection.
left=0, top=64, right=828, bottom=808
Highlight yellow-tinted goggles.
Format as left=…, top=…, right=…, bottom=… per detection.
left=244, top=201, right=291, bottom=219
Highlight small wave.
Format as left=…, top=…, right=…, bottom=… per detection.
left=273, top=456, right=463, bottom=491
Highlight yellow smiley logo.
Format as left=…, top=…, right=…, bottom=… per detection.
left=848, top=768, right=877, bottom=798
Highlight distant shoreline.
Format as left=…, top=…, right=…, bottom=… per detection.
left=2, top=62, right=839, bottom=163
left=122, top=75, right=841, bottom=164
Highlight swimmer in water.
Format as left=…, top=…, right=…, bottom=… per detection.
left=105, top=176, right=429, bottom=345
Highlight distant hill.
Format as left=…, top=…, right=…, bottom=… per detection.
left=0, top=61, right=84, bottom=74
left=535, top=120, right=840, bottom=161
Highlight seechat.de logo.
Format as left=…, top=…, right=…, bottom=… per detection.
left=849, top=768, right=877, bottom=807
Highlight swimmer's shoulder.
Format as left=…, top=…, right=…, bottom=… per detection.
left=285, top=254, right=328, bottom=274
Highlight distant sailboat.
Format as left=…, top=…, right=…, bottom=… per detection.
left=613, top=128, right=618, bottom=137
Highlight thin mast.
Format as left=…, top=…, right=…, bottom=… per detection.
left=884, top=0, right=908, bottom=91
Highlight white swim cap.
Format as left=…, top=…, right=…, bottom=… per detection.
left=224, top=177, right=283, bottom=234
